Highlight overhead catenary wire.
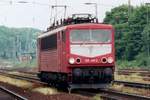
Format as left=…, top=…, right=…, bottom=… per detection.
left=50, top=8, right=68, bottom=24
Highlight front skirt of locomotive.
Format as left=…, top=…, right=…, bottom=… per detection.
left=38, top=67, right=114, bottom=89
left=68, top=67, right=114, bottom=89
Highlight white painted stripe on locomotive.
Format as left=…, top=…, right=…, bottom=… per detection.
left=70, top=44, right=112, bottom=57
left=38, top=26, right=67, bottom=38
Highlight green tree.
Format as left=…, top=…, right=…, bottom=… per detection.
left=104, top=5, right=130, bottom=60
left=0, top=26, right=41, bottom=60
left=103, top=4, right=150, bottom=67
left=127, top=6, right=149, bottom=60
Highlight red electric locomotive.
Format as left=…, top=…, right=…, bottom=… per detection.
left=37, top=14, right=115, bottom=90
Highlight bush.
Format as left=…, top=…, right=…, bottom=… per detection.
left=116, top=53, right=150, bottom=69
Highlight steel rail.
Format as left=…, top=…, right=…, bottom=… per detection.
left=117, top=70, right=150, bottom=77
left=0, top=71, right=46, bottom=85
left=1, top=70, right=150, bottom=89
left=100, top=89, right=150, bottom=100
left=113, top=80, right=150, bottom=89
left=74, top=89, right=150, bottom=100
left=0, top=86, right=28, bottom=100
left=0, top=68, right=39, bottom=75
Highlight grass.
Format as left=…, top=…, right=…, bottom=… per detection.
left=92, top=94, right=103, bottom=100
left=115, top=72, right=150, bottom=84
left=116, top=59, right=150, bottom=69
left=0, top=75, right=33, bottom=89
left=0, top=75, right=59, bottom=95
left=110, top=84, right=150, bottom=96
left=113, top=72, right=150, bottom=97
left=32, top=87, right=58, bottom=95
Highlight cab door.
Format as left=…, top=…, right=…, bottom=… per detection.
left=57, top=32, right=61, bottom=72
left=60, top=31, right=66, bottom=72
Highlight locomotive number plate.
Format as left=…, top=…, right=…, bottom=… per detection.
left=84, top=58, right=99, bottom=63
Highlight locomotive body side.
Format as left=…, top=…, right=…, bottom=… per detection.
left=38, top=23, right=115, bottom=89
left=38, top=27, right=67, bottom=73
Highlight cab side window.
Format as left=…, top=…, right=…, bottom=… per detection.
left=41, top=34, right=57, bottom=50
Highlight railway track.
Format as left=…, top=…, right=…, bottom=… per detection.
left=119, top=68, right=150, bottom=72
left=1, top=70, right=150, bottom=89
left=75, top=88, right=150, bottom=100
left=0, top=86, right=27, bottom=100
left=100, top=89, right=150, bottom=100
left=0, top=69, right=150, bottom=100
left=117, top=69, right=150, bottom=77
left=113, top=80, right=150, bottom=89
left=0, top=70, right=45, bottom=85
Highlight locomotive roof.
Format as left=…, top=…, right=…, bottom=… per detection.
left=38, top=23, right=113, bottom=38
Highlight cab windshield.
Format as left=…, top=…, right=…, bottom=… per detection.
left=70, top=29, right=112, bottom=43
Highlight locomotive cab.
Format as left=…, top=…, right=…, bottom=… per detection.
left=66, top=24, right=115, bottom=88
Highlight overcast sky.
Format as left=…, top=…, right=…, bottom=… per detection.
left=0, top=0, right=149, bottom=30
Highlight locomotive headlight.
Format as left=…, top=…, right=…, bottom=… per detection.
left=101, top=57, right=107, bottom=63
left=107, top=57, right=113, bottom=63
left=76, top=58, right=81, bottom=63
left=69, top=58, right=75, bottom=64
